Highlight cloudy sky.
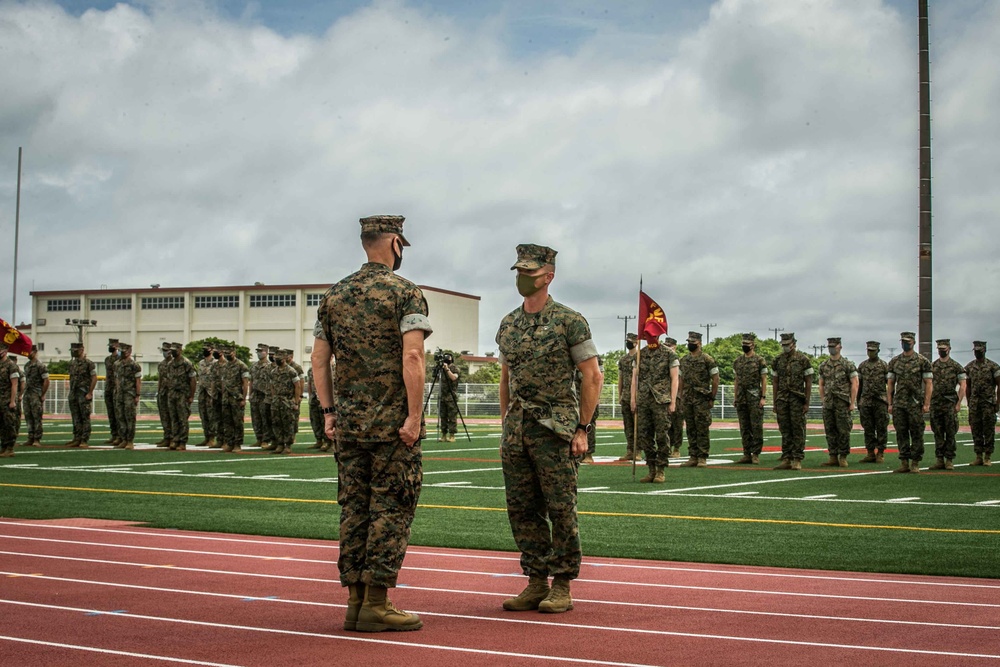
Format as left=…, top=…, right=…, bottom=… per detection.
left=1, top=0, right=998, bottom=361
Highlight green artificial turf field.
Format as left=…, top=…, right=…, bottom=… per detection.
left=2, top=418, right=999, bottom=579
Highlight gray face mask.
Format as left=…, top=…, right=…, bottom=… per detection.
left=781, top=344, right=792, bottom=353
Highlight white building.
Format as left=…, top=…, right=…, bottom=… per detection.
left=30, top=283, right=480, bottom=375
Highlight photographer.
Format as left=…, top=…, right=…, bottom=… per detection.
left=436, top=352, right=460, bottom=442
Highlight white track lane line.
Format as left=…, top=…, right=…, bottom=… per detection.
left=0, top=636, right=243, bottom=666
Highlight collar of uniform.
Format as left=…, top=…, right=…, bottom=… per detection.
left=514, top=295, right=554, bottom=328
left=361, top=262, right=392, bottom=274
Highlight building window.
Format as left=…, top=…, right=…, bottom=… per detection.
left=46, top=299, right=80, bottom=312
left=90, top=297, right=132, bottom=311
left=141, top=296, right=185, bottom=310
left=306, top=293, right=324, bottom=307
left=195, top=295, right=239, bottom=309
left=250, top=294, right=296, bottom=308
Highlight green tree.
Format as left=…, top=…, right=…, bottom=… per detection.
left=468, top=361, right=501, bottom=383
left=183, top=338, right=251, bottom=366
left=601, top=349, right=626, bottom=386
left=47, top=360, right=70, bottom=375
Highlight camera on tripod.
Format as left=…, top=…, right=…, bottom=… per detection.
left=433, top=349, right=453, bottom=367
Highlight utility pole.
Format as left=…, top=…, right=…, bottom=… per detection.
left=769, top=327, right=784, bottom=341
left=918, top=0, right=933, bottom=358
left=66, top=318, right=98, bottom=344
left=888, top=347, right=896, bottom=359
left=700, top=323, right=717, bottom=343
left=617, top=315, right=636, bottom=344
left=13, top=147, right=22, bottom=322
left=811, top=345, right=823, bottom=357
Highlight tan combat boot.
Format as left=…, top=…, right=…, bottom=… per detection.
left=356, top=585, right=422, bottom=631
left=538, top=576, right=573, bottom=613
left=616, top=452, right=634, bottom=461
left=971, top=454, right=984, bottom=466
left=821, top=455, right=838, bottom=467
left=909, top=460, right=921, bottom=473
left=838, top=455, right=849, bottom=468
left=503, top=577, right=550, bottom=611
left=260, top=442, right=275, bottom=451
left=154, top=438, right=167, bottom=446
left=735, top=454, right=752, bottom=464
left=893, top=459, right=910, bottom=473
left=114, top=440, right=127, bottom=449
left=123, top=442, right=134, bottom=450
left=875, top=451, right=884, bottom=463
left=344, top=583, right=365, bottom=631
left=984, top=456, right=993, bottom=467
left=157, top=440, right=171, bottom=448
left=209, top=439, right=223, bottom=449
left=751, top=454, right=760, bottom=465
left=652, top=468, right=665, bottom=483
left=927, top=458, right=946, bottom=470
left=670, top=447, right=680, bottom=458
left=773, top=459, right=792, bottom=470
left=0, top=447, right=13, bottom=458
left=679, top=457, right=699, bottom=468
left=231, top=444, right=241, bottom=452
left=221, top=443, right=233, bottom=452
left=790, top=460, right=802, bottom=470
left=944, top=459, right=955, bottom=470
left=174, top=443, right=186, bottom=451
left=639, top=466, right=657, bottom=483
left=860, top=451, right=877, bottom=463
left=65, top=439, right=81, bottom=447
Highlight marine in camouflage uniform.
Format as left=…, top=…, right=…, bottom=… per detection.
left=307, top=366, right=335, bottom=452
left=633, top=339, right=678, bottom=481
left=104, top=339, right=120, bottom=444
left=437, top=355, right=460, bottom=442
left=249, top=344, right=271, bottom=446
left=732, top=334, right=768, bottom=464
left=927, top=339, right=966, bottom=470
left=21, top=345, right=49, bottom=446
left=258, top=347, right=280, bottom=450
left=67, top=343, right=97, bottom=447
left=114, top=343, right=142, bottom=448
left=664, top=337, right=684, bottom=456
left=886, top=331, right=933, bottom=473
left=678, top=331, right=719, bottom=467
left=770, top=333, right=813, bottom=470
left=12, top=357, right=24, bottom=439
left=497, top=243, right=600, bottom=615
left=195, top=347, right=217, bottom=446
left=267, top=350, right=300, bottom=454
left=0, top=343, right=19, bottom=457
left=287, top=351, right=306, bottom=436
left=965, top=341, right=1000, bottom=467
left=165, top=343, right=197, bottom=451
left=208, top=350, right=226, bottom=448
left=155, top=343, right=173, bottom=447
left=856, top=341, right=889, bottom=463
left=818, top=337, right=858, bottom=467
left=575, top=355, right=602, bottom=463
left=218, top=345, right=250, bottom=452
left=616, top=334, right=638, bottom=461
left=312, top=215, right=433, bottom=632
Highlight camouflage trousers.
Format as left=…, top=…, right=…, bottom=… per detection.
left=670, top=403, right=684, bottom=455
left=1, top=404, right=17, bottom=449
left=968, top=403, right=998, bottom=456
left=115, top=394, right=137, bottom=442
left=68, top=390, right=92, bottom=443
left=635, top=398, right=671, bottom=468
left=858, top=401, right=889, bottom=453
left=822, top=400, right=853, bottom=457
left=683, top=395, right=713, bottom=459
left=197, top=388, right=215, bottom=440
left=501, top=418, right=581, bottom=580
left=439, top=398, right=458, bottom=435
left=218, top=397, right=245, bottom=446
left=309, top=397, right=326, bottom=444
left=930, top=403, right=959, bottom=460
left=734, top=399, right=764, bottom=457
left=892, top=405, right=925, bottom=462
left=260, top=401, right=275, bottom=443
left=23, top=391, right=44, bottom=441
left=337, top=437, right=422, bottom=588
left=620, top=401, right=636, bottom=456
left=270, top=397, right=296, bottom=446
left=250, top=391, right=266, bottom=442
left=585, top=404, right=598, bottom=456
left=165, top=392, right=192, bottom=445
left=157, top=391, right=171, bottom=441
left=774, top=396, right=806, bottom=461
left=105, top=388, right=119, bottom=440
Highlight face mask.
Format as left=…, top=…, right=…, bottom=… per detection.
left=781, top=344, right=792, bottom=353
left=901, top=341, right=912, bottom=352
left=742, top=345, right=752, bottom=354
left=975, top=350, right=985, bottom=360
left=828, top=347, right=838, bottom=356
left=938, top=349, right=948, bottom=358
left=276, top=357, right=285, bottom=366
left=203, top=350, right=211, bottom=358
left=227, top=353, right=236, bottom=361
left=109, top=346, right=116, bottom=354
left=257, top=350, right=266, bottom=360
left=212, top=351, right=221, bottom=359
left=392, top=238, right=403, bottom=271
left=516, top=273, right=543, bottom=297
left=163, top=351, right=171, bottom=359
left=868, top=351, right=879, bottom=360
left=687, top=342, right=698, bottom=352
left=626, top=342, right=635, bottom=350
left=268, top=354, right=275, bottom=363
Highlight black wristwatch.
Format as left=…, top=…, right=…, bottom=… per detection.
left=576, top=422, right=593, bottom=434
left=321, top=407, right=336, bottom=415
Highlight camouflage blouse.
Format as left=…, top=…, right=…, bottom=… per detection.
left=930, top=358, right=966, bottom=405
left=636, top=345, right=679, bottom=405
left=964, top=358, right=1000, bottom=407
left=771, top=350, right=814, bottom=402
left=887, top=352, right=933, bottom=409
left=818, top=356, right=858, bottom=406
left=856, top=358, right=888, bottom=406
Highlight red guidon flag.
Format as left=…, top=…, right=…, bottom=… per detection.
left=638, top=291, right=668, bottom=344
left=1, top=317, right=33, bottom=356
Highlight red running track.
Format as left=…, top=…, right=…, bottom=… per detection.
left=2, top=518, right=999, bottom=666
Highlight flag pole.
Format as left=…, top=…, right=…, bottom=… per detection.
left=632, top=276, right=642, bottom=481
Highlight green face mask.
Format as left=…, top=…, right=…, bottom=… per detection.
left=516, top=273, right=543, bottom=297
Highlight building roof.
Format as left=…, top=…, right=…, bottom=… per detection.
left=31, top=282, right=480, bottom=301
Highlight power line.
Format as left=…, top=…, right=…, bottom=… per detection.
left=769, top=327, right=784, bottom=341
left=616, top=315, right=636, bottom=343
left=700, top=323, right=717, bottom=342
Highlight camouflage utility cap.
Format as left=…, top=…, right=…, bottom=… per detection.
left=510, top=244, right=557, bottom=271
left=257, top=343, right=268, bottom=350
left=161, top=342, right=171, bottom=351
left=741, top=333, right=755, bottom=345
left=70, top=343, right=83, bottom=350
left=120, top=343, right=132, bottom=351
left=360, top=215, right=409, bottom=246
left=973, top=341, right=987, bottom=350
left=900, top=331, right=916, bottom=342
left=664, top=337, right=677, bottom=346
left=866, top=341, right=880, bottom=350
left=687, top=331, right=702, bottom=342
left=108, top=338, right=119, bottom=345
left=936, top=339, right=951, bottom=349
left=626, top=333, right=637, bottom=344
left=827, top=337, right=841, bottom=346
left=780, top=333, right=796, bottom=343
left=30, top=344, right=38, bottom=352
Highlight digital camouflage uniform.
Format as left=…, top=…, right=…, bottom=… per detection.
left=818, top=353, right=857, bottom=460
left=618, top=346, right=637, bottom=458
left=574, top=356, right=603, bottom=458
left=68, top=353, right=97, bottom=444
left=857, top=346, right=889, bottom=458
left=288, top=358, right=305, bottom=436
left=197, top=355, right=217, bottom=443
left=249, top=353, right=270, bottom=444
left=634, top=344, right=677, bottom=472
left=209, top=357, right=225, bottom=446
left=217, top=356, right=249, bottom=449
left=114, top=353, right=142, bottom=443
left=665, top=339, right=684, bottom=456
left=259, top=352, right=277, bottom=448
left=679, top=345, right=719, bottom=461
left=497, top=294, right=596, bottom=581
left=12, top=359, right=24, bottom=440
left=104, top=350, right=119, bottom=441
left=732, top=348, right=768, bottom=460
left=965, top=345, right=1000, bottom=462
left=438, top=362, right=460, bottom=438
left=308, top=367, right=335, bottom=452
left=771, top=342, right=813, bottom=464
left=166, top=351, right=197, bottom=447
left=23, top=356, right=48, bottom=443
left=930, top=349, right=966, bottom=463
left=317, top=261, right=432, bottom=588
left=0, top=352, right=19, bottom=454
left=157, top=354, right=172, bottom=443
left=268, top=358, right=298, bottom=452
left=887, top=346, right=933, bottom=464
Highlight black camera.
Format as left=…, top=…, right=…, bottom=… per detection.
left=433, top=349, right=453, bottom=366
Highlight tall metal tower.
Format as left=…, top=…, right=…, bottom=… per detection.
left=918, top=0, right=933, bottom=358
